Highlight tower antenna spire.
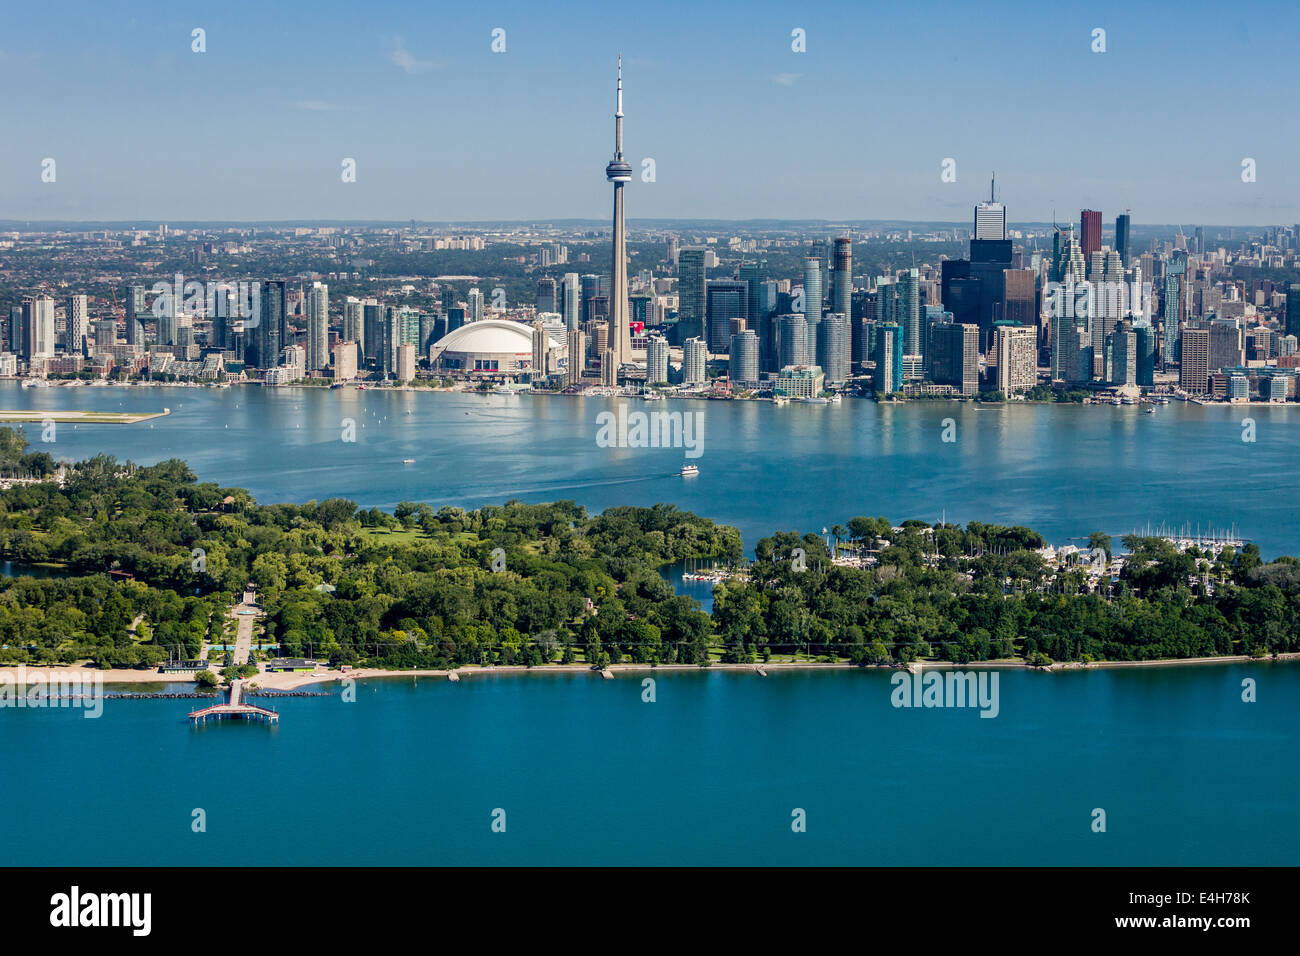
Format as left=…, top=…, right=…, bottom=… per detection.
left=605, top=55, right=634, bottom=370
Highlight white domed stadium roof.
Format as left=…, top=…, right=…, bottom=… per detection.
left=433, top=319, right=537, bottom=356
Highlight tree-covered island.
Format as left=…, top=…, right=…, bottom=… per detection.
left=0, top=427, right=1296, bottom=671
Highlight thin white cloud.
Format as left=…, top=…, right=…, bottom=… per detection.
left=295, top=100, right=343, bottom=112
left=772, top=73, right=802, bottom=86
left=390, top=36, right=434, bottom=75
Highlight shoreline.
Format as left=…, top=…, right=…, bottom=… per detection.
left=2, top=378, right=1293, bottom=409
left=7, top=651, right=1297, bottom=691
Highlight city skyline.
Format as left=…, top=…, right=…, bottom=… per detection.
left=3, top=0, right=1299, bottom=224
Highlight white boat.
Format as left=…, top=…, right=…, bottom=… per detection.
left=773, top=395, right=790, bottom=406
left=679, top=464, right=699, bottom=477
left=1144, top=406, right=1156, bottom=414
left=644, top=391, right=665, bottom=401
left=402, top=458, right=415, bottom=464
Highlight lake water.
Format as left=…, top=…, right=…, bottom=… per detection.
left=2, top=383, right=1297, bottom=866
left=1, top=664, right=1295, bottom=866
left=2, top=383, right=1296, bottom=557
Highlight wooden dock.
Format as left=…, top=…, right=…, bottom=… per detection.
left=187, top=679, right=279, bottom=725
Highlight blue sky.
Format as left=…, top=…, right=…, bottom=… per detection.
left=1, top=0, right=1296, bottom=225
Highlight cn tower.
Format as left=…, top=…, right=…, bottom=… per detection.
left=605, top=56, right=633, bottom=371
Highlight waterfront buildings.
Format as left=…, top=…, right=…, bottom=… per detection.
left=776, top=314, right=809, bottom=368
left=897, top=268, right=921, bottom=358
left=567, top=328, right=587, bottom=385
left=729, top=329, right=759, bottom=386
left=255, top=280, right=286, bottom=370
left=307, top=282, right=329, bottom=372
left=678, top=248, right=707, bottom=341
left=397, top=343, right=416, bottom=383
left=995, top=324, right=1036, bottom=394
left=874, top=323, right=903, bottom=395
left=66, top=294, right=88, bottom=356
left=333, top=341, right=358, bottom=381
left=928, top=320, right=980, bottom=397
left=774, top=364, right=825, bottom=398
left=683, top=336, right=706, bottom=384
left=803, top=256, right=822, bottom=336
left=647, top=335, right=670, bottom=384
left=562, top=273, right=581, bottom=331
left=1180, top=326, right=1210, bottom=394
left=816, top=313, right=850, bottom=385
left=833, top=237, right=853, bottom=320
left=706, top=280, right=748, bottom=354
left=21, top=295, right=55, bottom=363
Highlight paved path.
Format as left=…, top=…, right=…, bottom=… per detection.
left=231, top=605, right=256, bottom=664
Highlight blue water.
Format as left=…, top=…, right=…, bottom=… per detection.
left=3, top=383, right=1299, bottom=865
left=2, top=665, right=1295, bottom=865
left=3, top=383, right=1296, bottom=556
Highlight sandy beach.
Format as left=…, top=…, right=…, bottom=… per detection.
left=5, top=650, right=1298, bottom=694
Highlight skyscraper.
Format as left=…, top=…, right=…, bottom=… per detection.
left=740, top=260, right=773, bottom=372
left=683, top=337, right=706, bottom=384
left=1180, top=326, right=1210, bottom=394
left=536, top=277, right=557, bottom=315
left=1116, top=212, right=1131, bottom=267
left=125, top=284, right=144, bottom=349
left=677, top=248, right=707, bottom=341
left=9, top=306, right=22, bottom=353
left=995, top=325, right=1036, bottom=394
left=605, top=57, right=633, bottom=372
left=803, top=257, right=822, bottom=332
left=306, top=282, right=329, bottom=372
left=66, top=294, right=88, bottom=356
left=706, top=280, right=747, bottom=353
left=255, top=280, right=286, bottom=369
left=467, top=288, right=484, bottom=323
left=1002, top=269, right=1036, bottom=327
left=928, top=321, right=980, bottom=396
left=343, top=297, right=364, bottom=355
left=1287, top=284, right=1300, bottom=340
left=562, top=273, right=581, bottom=331
left=381, top=306, right=402, bottom=378
left=567, top=328, right=588, bottom=385
left=897, top=268, right=921, bottom=357
left=816, top=313, right=850, bottom=384
left=21, top=295, right=56, bottom=362
left=647, top=335, right=670, bottom=384
left=833, top=238, right=853, bottom=320
left=362, top=300, right=383, bottom=365
left=1080, top=209, right=1102, bottom=259
left=531, top=320, right=549, bottom=377
left=974, top=177, right=1006, bottom=240
left=777, top=314, right=809, bottom=368
left=729, top=330, right=759, bottom=386
left=874, top=324, right=903, bottom=395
